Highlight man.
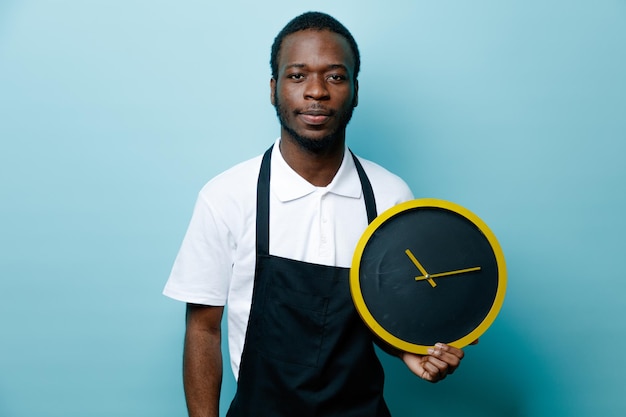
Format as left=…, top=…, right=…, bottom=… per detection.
left=164, top=11, right=470, bottom=417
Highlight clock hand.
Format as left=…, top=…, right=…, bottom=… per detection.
left=415, top=266, right=482, bottom=282
left=405, top=249, right=437, bottom=288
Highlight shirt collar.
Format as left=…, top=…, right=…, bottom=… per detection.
left=270, top=139, right=363, bottom=203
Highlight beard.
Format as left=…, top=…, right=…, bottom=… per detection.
left=273, top=91, right=356, bottom=153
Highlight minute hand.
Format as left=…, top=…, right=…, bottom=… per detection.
left=415, top=266, right=481, bottom=282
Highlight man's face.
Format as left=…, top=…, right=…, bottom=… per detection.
left=271, top=29, right=358, bottom=152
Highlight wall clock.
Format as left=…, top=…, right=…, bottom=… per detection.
left=350, top=198, right=506, bottom=354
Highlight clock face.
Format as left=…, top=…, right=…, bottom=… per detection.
left=350, top=199, right=506, bottom=354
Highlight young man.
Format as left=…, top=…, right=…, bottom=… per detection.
left=164, top=12, right=469, bottom=417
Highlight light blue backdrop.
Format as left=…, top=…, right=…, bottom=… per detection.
left=1, top=1, right=625, bottom=416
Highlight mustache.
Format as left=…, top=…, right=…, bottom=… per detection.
left=296, top=104, right=335, bottom=116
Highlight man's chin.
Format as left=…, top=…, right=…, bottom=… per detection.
left=292, top=134, right=338, bottom=152
left=282, top=126, right=339, bottom=152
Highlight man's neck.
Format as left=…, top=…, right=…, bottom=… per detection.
left=278, top=135, right=345, bottom=187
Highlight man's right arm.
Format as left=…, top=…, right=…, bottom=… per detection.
left=183, top=303, right=225, bottom=417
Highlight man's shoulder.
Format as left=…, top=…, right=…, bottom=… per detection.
left=355, top=155, right=411, bottom=189
left=200, top=153, right=263, bottom=195
left=353, top=155, right=414, bottom=209
left=356, top=156, right=401, bottom=179
left=194, top=153, right=264, bottom=220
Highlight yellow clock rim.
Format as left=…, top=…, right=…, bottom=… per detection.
left=350, top=198, right=507, bottom=354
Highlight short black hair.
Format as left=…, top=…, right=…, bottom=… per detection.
left=270, top=11, right=361, bottom=80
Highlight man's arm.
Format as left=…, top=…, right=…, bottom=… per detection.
left=183, top=303, right=225, bottom=417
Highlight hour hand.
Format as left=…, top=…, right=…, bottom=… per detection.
left=405, top=249, right=437, bottom=288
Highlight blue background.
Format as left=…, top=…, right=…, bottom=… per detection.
left=1, top=1, right=625, bottom=416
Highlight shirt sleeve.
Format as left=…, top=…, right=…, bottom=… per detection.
left=163, top=191, right=234, bottom=306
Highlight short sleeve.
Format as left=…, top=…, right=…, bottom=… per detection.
left=163, top=192, right=235, bottom=306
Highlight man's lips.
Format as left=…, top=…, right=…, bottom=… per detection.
left=299, top=109, right=332, bottom=125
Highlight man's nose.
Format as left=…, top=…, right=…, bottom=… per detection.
left=304, top=75, right=330, bottom=100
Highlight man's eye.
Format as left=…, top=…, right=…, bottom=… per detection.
left=288, top=73, right=305, bottom=80
left=328, top=74, right=346, bottom=82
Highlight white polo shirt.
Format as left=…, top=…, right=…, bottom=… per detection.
left=164, top=139, right=413, bottom=377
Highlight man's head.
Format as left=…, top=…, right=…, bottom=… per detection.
left=270, top=12, right=360, bottom=152
left=270, top=12, right=360, bottom=81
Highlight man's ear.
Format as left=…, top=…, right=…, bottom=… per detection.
left=270, top=78, right=276, bottom=106
left=353, top=80, right=359, bottom=108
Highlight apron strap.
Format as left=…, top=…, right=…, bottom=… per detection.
left=256, top=146, right=379, bottom=257
left=350, top=151, right=378, bottom=224
left=256, top=147, right=272, bottom=257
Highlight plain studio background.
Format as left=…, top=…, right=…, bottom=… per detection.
left=1, top=1, right=625, bottom=416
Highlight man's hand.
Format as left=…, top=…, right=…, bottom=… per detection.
left=401, top=340, right=478, bottom=383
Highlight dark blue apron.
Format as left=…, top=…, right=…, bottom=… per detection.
left=227, top=146, right=391, bottom=417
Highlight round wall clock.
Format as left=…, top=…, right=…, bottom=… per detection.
left=350, top=198, right=506, bottom=354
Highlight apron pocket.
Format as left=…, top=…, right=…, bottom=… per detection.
left=260, top=284, right=328, bottom=367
